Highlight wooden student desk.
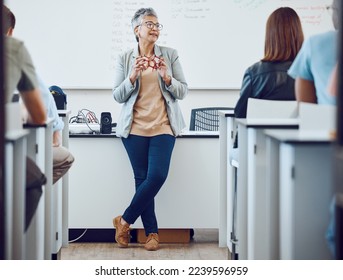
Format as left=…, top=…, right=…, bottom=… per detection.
left=235, top=118, right=299, bottom=260
left=5, top=103, right=54, bottom=260
left=218, top=109, right=235, bottom=250
left=264, top=129, right=335, bottom=260
left=5, top=103, right=28, bottom=259
left=24, top=111, right=71, bottom=260
left=24, top=119, right=54, bottom=260
left=5, top=129, right=29, bottom=259
left=56, top=110, right=71, bottom=254
left=68, top=131, right=221, bottom=239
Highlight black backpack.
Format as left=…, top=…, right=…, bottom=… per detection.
left=49, top=85, right=67, bottom=109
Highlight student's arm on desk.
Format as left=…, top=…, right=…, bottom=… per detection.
left=20, top=88, right=46, bottom=124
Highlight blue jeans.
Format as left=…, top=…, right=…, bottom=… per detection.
left=121, top=134, right=175, bottom=235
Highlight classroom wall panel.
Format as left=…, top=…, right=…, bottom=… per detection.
left=6, top=0, right=333, bottom=89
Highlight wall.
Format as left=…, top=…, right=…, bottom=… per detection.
left=7, top=0, right=333, bottom=89
left=7, top=0, right=332, bottom=123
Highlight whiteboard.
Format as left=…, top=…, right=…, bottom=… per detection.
left=6, top=0, right=334, bottom=89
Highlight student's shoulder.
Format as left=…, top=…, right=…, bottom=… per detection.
left=5, top=36, right=34, bottom=64
left=5, top=36, right=26, bottom=52
left=307, top=30, right=337, bottom=44
left=245, top=61, right=266, bottom=75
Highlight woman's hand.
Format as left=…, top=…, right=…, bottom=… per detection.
left=129, top=56, right=149, bottom=84
left=157, top=57, right=171, bottom=86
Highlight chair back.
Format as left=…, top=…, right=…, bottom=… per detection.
left=246, top=98, right=298, bottom=119
left=298, top=102, right=336, bottom=134
left=189, top=107, right=234, bottom=131
left=5, top=102, right=23, bottom=133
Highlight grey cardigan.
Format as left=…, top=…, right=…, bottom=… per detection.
left=112, top=44, right=188, bottom=138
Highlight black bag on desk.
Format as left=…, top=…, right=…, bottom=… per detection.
left=25, top=157, right=46, bottom=231
left=49, top=85, right=67, bottom=110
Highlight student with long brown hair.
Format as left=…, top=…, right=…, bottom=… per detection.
left=234, top=7, right=304, bottom=119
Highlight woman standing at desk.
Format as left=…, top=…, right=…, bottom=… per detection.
left=112, top=7, right=188, bottom=251
left=234, top=7, right=304, bottom=118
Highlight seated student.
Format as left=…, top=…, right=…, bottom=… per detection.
left=3, top=4, right=47, bottom=230
left=4, top=5, right=74, bottom=185
left=234, top=7, right=304, bottom=119
left=231, top=7, right=304, bottom=153
left=287, top=0, right=338, bottom=105
left=3, top=5, right=46, bottom=122
left=38, top=77, right=74, bottom=184
left=288, top=0, right=339, bottom=258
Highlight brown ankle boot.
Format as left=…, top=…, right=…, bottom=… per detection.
left=113, top=216, right=130, bottom=248
left=144, top=233, right=159, bottom=251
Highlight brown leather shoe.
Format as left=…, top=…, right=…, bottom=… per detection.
left=144, top=233, right=159, bottom=251
left=113, top=216, right=130, bottom=248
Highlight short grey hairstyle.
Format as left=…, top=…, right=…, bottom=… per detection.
left=131, top=7, right=158, bottom=42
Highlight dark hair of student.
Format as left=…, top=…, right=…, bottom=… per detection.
left=262, top=7, right=304, bottom=62
left=2, top=5, right=15, bottom=35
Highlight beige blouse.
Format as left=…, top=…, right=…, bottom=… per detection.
left=130, top=68, right=173, bottom=136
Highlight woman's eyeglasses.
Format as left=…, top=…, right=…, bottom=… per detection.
left=140, top=21, right=163, bottom=31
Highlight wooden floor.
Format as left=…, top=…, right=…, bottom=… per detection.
left=60, top=229, right=230, bottom=260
